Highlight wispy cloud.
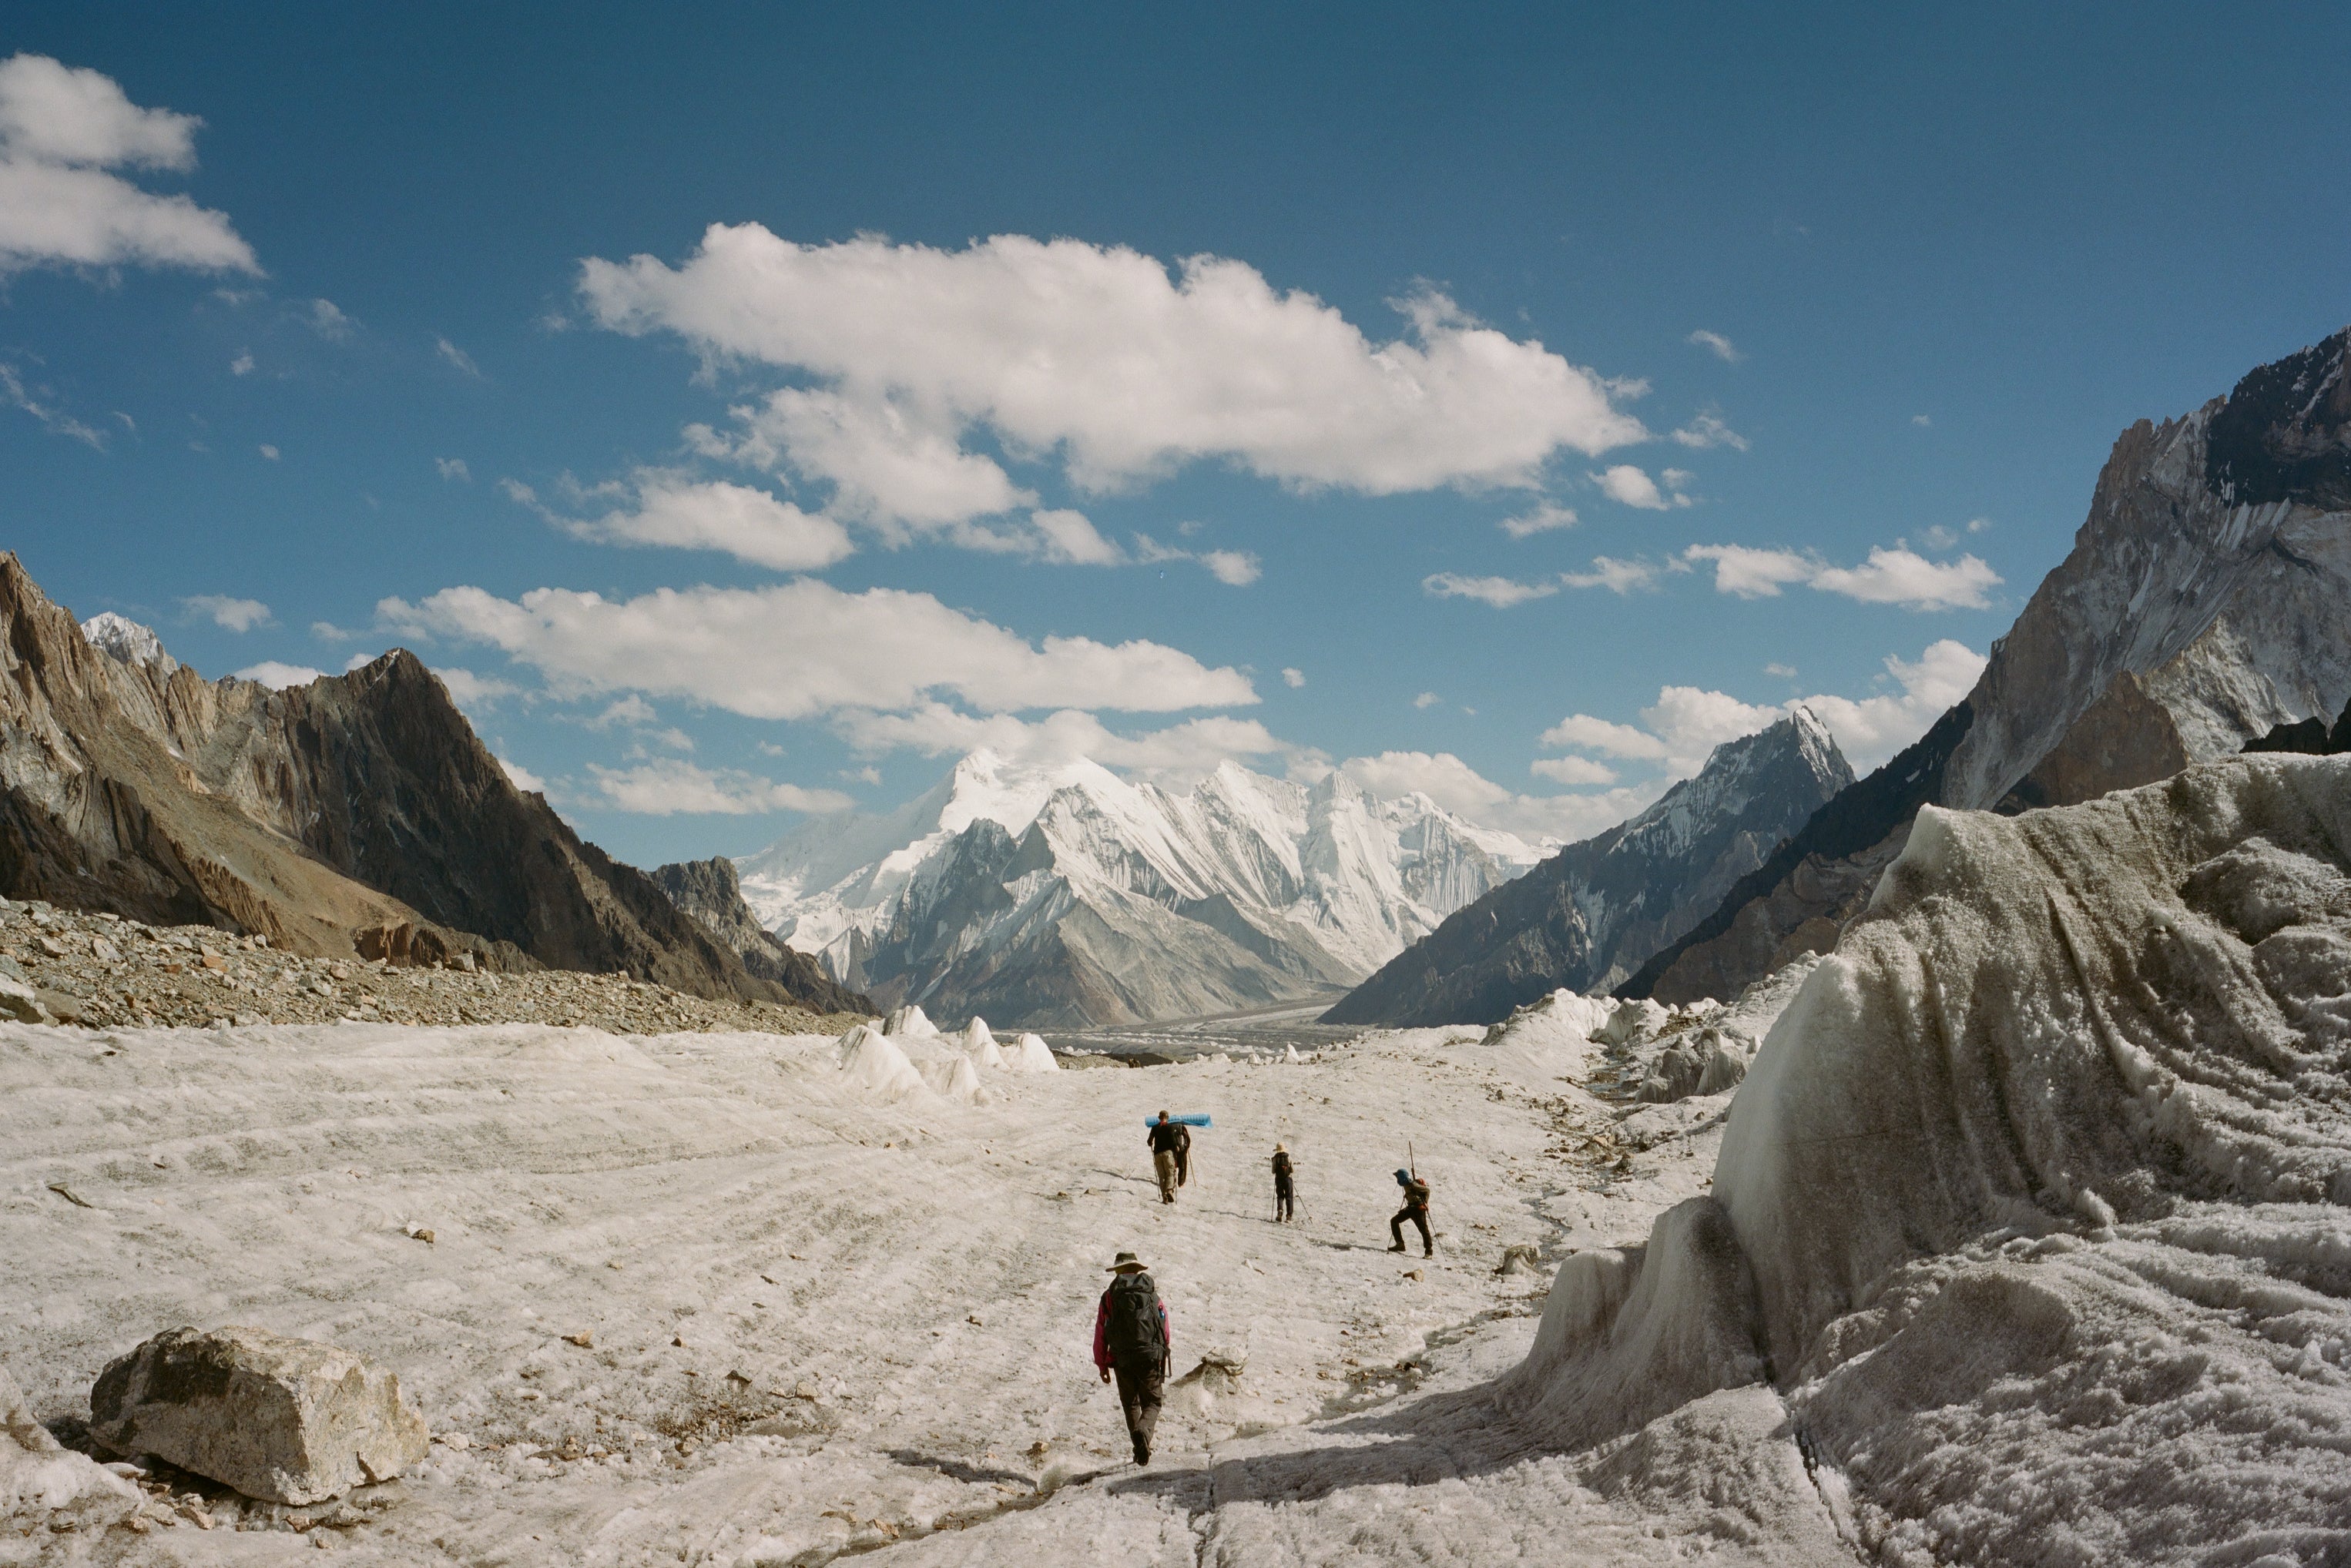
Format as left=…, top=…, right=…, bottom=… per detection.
left=0, top=362, right=103, bottom=447
left=1670, top=412, right=1749, bottom=451
left=1422, top=572, right=1559, bottom=608
left=1282, top=667, right=1306, bottom=689
left=435, top=457, right=470, bottom=482
left=1558, top=556, right=1658, bottom=594
left=434, top=335, right=481, bottom=377
left=1497, top=501, right=1578, bottom=538
left=1686, top=329, right=1742, bottom=364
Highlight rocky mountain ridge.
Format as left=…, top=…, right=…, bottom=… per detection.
left=1322, top=709, right=1853, bottom=1027
left=1629, top=324, right=2351, bottom=1002
left=0, top=554, right=840, bottom=1006
left=740, top=750, right=1550, bottom=1027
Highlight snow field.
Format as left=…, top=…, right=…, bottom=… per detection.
left=2, top=1012, right=1736, bottom=1564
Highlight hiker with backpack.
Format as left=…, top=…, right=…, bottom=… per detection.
left=1270, top=1144, right=1296, bottom=1222
left=1147, top=1111, right=1190, bottom=1204
left=1388, top=1168, right=1432, bottom=1257
left=1092, top=1250, right=1170, bottom=1465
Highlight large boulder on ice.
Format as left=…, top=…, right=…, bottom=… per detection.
left=1513, top=755, right=2351, bottom=1560
left=2, top=1364, right=138, bottom=1525
left=89, top=1325, right=428, bottom=1504
left=1009, top=1032, right=1058, bottom=1072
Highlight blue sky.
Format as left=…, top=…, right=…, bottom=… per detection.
left=5, top=4, right=2347, bottom=864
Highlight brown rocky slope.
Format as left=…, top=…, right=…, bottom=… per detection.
left=0, top=554, right=866, bottom=1009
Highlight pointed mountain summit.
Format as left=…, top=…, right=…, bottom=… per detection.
left=0, top=554, right=850, bottom=1007
left=1628, top=324, right=2351, bottom=1003
left=1321, top=709, right=1852, bottom=1027
left=737, top=749, right=1551, bottom=1027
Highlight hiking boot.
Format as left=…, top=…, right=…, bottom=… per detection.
left=1133, top=1436, right=1150, bottom=1465
left=1387, top=1242, right=1407, bottom=1252
left=1424, top=1250, right=1434, bottom=1259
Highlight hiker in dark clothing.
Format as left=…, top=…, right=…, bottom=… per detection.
left=1388, top=1168, right=1432, bottom=1257
left=1147, top=1111, right=1190, bottom=1204
left=1092, top=1251, right=1170, bottom=1464
left=1270, top=1144, right=1296, bottom=1221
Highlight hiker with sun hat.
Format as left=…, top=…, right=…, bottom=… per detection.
left=1092, top=1250, right=1170, bottom=1465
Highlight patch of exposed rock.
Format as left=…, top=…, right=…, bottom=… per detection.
left=651, top=857, right=868, bottom=1014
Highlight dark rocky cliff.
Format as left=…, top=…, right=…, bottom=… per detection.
left=1628, top=325, right=2351, bottom=1004
left=1324, top=710, right=1851, bottom=1027
left=652, top=856, right=870, bottom=1014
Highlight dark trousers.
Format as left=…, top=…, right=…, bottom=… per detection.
left=1391, top=1206, right=1430, bottom=1253
left=1112, top=1351, right=1165, bottom=1447
left=1274, top=1174, right=1295, bottom=1220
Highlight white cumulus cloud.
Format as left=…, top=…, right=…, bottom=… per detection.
left=1682, top=543, right=2001, bottom=611
left=376, top=578, right=1257, bottom=722
left=584, top=759, right=854, bottom=816
left=521, top=469, right=856, bottom=572
left=0, top=54, right=257, bottom=276
left=1538, top=638, right=1986, bottom=781
left=580, top=227, right=1648, bottom=508
left=1592, top=464, right=1692, bottom=511
left=1281, top=668, right=1305, bottom=689
left=831, top=705, right=1301, bottom=794
left=1529, top=755, right=1618, bottom=786
left=182, top=594, right=271, bottom=632
left=1338, top=750, right=1652, bottom=843
left=231, top=660, right=325, bottom=689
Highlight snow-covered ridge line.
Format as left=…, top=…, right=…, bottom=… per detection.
left=738, top=749, right=1556, bottom=1027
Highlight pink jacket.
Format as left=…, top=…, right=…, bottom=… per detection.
left=1093, top=1285, right=1170, bottom=1372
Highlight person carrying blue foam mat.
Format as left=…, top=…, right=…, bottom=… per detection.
left=1145, top=1110, right=1191, bottom=1203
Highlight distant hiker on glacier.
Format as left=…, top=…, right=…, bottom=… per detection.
left=1270, top=1144, right=1296, bottom=1222
left=1148, top=1111, right=1190, bottom=1204
left=1388, top=1168, right=1432, bottom=1257
left=1093, top=1250, right=1170, bottom=1465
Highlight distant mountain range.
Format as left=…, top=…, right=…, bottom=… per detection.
left=0, top=555, right=860, bottom=1012
left=737, top=751, right=1553, bottom=1027
left=1323, top=710, right=1851, bottom=1027
left=1626, top=323, right=2351, bottom=1003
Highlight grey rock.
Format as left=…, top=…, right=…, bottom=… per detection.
left=0, top=973, right=52, bottom=1024
left=89, top=1325, right=427, bottom=1504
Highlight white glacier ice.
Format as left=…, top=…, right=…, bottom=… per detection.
left=1513, top=753, right=2351, bottom=1562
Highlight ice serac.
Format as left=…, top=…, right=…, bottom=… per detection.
left=0, top=554, right=790, bottom=999
left=737, top=750, right=1548, bottom=1027
left=1512, top=753, right=2351, bottom=1560
left=650, top=856, right=869, bottom=1014
left=1322, top=710, right=1852, bottom=1027
left=1632, top=324, right=2351, bottom=1005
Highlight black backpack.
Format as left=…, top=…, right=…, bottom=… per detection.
left=1104, top=1272, right=1164, bottom=1356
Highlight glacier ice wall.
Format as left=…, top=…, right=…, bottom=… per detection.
left=1511, top=753, right=2351, bottom=1563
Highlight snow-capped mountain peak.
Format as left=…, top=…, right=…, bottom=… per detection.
left=737, top=749, right=1554, bottom=1026
left=81, top=612, right=179, bottom=676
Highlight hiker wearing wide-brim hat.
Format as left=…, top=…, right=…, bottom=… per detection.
left=1269, top=1144, right=1296, bottom=1223
left=1092, top=1251, right=1171, bottom=1465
